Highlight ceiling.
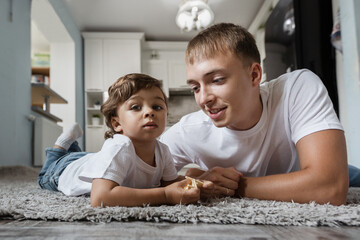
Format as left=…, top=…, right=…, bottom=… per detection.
left=63, top=0, right=266, bottom=41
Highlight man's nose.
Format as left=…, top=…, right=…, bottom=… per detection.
left=198, top=87, right=214, bottom=106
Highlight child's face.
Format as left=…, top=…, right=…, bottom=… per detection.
left=112, top=86, right=167, bottom=142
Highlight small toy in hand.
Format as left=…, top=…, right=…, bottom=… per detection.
left=184, top=176, right=204, bottom=189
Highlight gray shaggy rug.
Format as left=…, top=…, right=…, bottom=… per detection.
left=1, top=166, right=360, bottom=227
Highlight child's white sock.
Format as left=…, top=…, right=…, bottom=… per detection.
left=55, top=123, right=83, bottom=150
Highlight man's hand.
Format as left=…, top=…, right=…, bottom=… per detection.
left=164, top=179, right=200, bottom=205
left=186, top=167, right=242, bottom=199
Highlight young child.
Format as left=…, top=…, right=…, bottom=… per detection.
left=37, top=73, right=202, bottom=207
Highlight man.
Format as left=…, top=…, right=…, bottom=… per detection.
left=160, top=23, right=349, bottom=205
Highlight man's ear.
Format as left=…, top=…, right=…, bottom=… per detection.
left=111, top=117, right=122, bottom=133
left=250, top=63, right=262, bottom=87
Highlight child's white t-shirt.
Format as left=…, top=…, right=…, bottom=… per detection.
left=58, top=134, right=178, bottom=196
left=160, top=69, right=343, bottom=176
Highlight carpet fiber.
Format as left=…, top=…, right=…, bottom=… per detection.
left=1, top=166, right=360, bottom=226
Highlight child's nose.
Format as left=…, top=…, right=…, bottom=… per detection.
left=145, top=112, right=155, bottom=118
left=144, top=106, right=155, bottom=118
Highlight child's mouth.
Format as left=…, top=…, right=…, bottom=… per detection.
left=143, top=122, right=158, bottom=129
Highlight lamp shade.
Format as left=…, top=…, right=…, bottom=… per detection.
left=176, top=0, right=214, bottom=32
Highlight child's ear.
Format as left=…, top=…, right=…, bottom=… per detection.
left=111, top=117, right=122, bottom=133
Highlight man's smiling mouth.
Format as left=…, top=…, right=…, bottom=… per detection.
left=209, top=108, right=225, bottom=114
left=206, top=107, right=227, bottom=120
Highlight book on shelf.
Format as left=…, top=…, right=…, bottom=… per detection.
left=31, top=74, right=50, bottom=86
left=32, top=53, right=50, bottom=67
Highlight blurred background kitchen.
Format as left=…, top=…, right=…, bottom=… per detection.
left=1, top=0, right=359, bottom=170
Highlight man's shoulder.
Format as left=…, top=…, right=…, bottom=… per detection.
left=280, top=69, right=320, bottom=87
left=262, top=69, right=321, bottom=94
left=283, top=69, right=325, bottom=98
left=265, top=69, right=312, bottom=84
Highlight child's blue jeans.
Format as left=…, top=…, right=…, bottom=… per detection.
left=37, top=141, right=88, bottom=191
left=349, top=165, right=360, bottom=187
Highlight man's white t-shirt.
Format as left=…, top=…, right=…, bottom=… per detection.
left=58, top=134, right=178, bottom=196
left=160, top=69, right=343, bottom=176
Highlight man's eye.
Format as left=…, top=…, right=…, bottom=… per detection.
left=213, top=78, right=224, bottom=83
left=190, top=86, right=199, bottom=92
left=130, top=105, right=141, bottom=110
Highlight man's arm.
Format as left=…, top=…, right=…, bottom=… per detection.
left=190, top=129, right=348, bottom=205
left=241, top=129, right=348, bottom=205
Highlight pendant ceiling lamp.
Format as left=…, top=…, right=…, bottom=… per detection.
left=176, top=0, right=214, bottom=32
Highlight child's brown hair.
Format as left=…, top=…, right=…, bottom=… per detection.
left=101, top=73, right=167, bottom=139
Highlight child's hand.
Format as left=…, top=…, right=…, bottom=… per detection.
left=189, top=167, right=240, bottom=199
left=164, top=179, right=200, bottom=205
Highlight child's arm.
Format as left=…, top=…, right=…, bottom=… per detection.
left=90, top=178, right=200, bottom=207
left=161, top=175, right=185, bottom=186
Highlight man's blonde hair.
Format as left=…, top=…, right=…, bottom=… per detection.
left=185, top=23, right=260, bottom=66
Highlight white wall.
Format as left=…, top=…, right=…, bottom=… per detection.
left=50, top=43, right=76, bottom=130
left=339, top=0, right=360, bottom=167
left=0, top=0, right=84, bottom=167
left=0, top=0, right=32, bottom=166
left=31, top=22, right=50, bottom=55
left=48, top=0, right=84, bottom=148
left=332, top=0, right=347, bottom=139
left=32, top=0, right=76, bottom=131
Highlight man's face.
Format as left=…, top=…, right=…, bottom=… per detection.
left=186, top=53, right=262, bottom=130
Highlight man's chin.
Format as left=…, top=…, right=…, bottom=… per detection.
left=210, top=119, right=227, bottom=128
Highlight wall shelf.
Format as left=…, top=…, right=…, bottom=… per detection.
left=31, top=66, right=50, bottom=76
left=31, top=83, right=68, bottom=122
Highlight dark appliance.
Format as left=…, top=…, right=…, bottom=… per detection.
left=263, top=0, right=339, bottom=115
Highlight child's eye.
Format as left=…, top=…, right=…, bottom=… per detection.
left=153, top=105, right=164, bottom=111
left=130, top=105, right=141, bottom=111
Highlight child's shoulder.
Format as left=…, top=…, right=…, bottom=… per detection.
left=102, top=134, right=133, bottom=150
left=96, top=134, right=136, bottom=162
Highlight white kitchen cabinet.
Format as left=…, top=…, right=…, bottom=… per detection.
left=103, top=39, right=142, bottom=89
left=84, top=39, right=103, bottom=91
left=83, top=32, right=144, bottom=91
left=142, top=41, right=189, bottom=96
left=83, top=32, right=144, bottom=152
left=85, top=125, right=106, bottom=153
left=142, top=59, right=169, bottom=97
left=168, top=60, right=187, bottom=89
left=84, top=90, right=106, bottom=151
left=85, top=90, right=105, bottom=125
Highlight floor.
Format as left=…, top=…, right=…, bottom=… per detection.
left=1, top=219, right=360, bottom=240
left=2, top=167, right=360, bottom=239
